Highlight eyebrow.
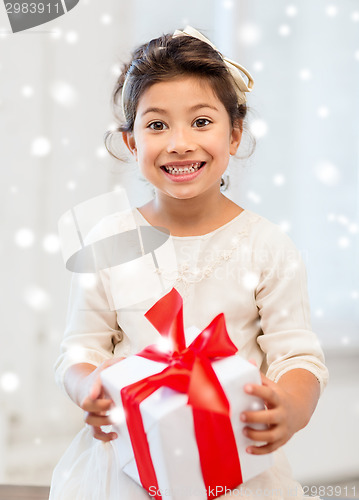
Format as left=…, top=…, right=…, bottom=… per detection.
left=141, top=103, right=219, bottom=117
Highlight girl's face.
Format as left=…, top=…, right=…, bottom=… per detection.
left=123, top=76, right=242, bottom=202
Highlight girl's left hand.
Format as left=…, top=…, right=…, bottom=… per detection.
left=240, top=373, right=302, bottom=455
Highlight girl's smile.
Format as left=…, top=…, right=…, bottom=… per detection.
left=123, top=76, right=242, bottom=202
left=160, top=160, right=206, bottom=181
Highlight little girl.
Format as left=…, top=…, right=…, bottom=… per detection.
left=50, top=26, right=328, bottom=499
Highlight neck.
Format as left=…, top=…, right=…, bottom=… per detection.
left=139, top=187, right=241, bottom=236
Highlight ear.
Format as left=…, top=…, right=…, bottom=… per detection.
left=122, top=132, right=138, bottom=160
left=229, top=126, right=243, bottom=156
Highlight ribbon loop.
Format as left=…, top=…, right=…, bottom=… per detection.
left=173, top=25, right=254, bottom=104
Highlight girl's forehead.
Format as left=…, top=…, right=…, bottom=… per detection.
left=137, top=76, right=223, bottom=113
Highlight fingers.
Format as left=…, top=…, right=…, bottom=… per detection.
left=91, top=426, right=118, bottom=442
left=241, top=408, right=279, bottom=426
left=246, top=441, right=284, bottom=455
left=80, top=357, right=126, bottom=443
left=243, top=424, right=281, bottom=444
left=84, top=410, right=113, bottom=428
left=89, top=374, right=103, bottom=401
left=243, top=381, right=280, bottom=408
left=240, top=376, right=289, bottom=455
left=242, top=414, right=287, bottom=455
left=89, top=357, right=125, bottom=401
left=82, top=396, right=113, bottom=413
left=84, top=400, right=119, bottom=442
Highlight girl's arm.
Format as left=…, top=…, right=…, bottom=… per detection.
left=245, top=222, right=328, bottom=454
left=64, top=359, right=123, bottom=442
left=240, top=368, right=320, bottom=455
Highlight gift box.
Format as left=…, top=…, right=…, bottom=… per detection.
left=101, top=288, right=273, bottom=500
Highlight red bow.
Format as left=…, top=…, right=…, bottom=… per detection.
left=121, top=288, right=243, bottom=499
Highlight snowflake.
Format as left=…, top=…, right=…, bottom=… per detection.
left=51, top=82, right=77, bottom=107
left=253, top=61, right=264, bottom=72
left=242, top=272, right=259, bottom=290
left=15, top=228, right=35, bottom=248
left=338, top=237, right=350, bottom=249
left=317, top=106, right=330, bottom=118
left=0, top=372, right=20, bottom=393
left=238, top=23, right=262, bottom=46
left=155, top=336, right=173, bottom=353
left=247, top=191, right=261, bottom=204
left=111, top=64, right=121, bottom=77
left=65, top=31, right=78, bottom=44
left=286, top=5, right=298, bottom=17
left=101, top=14, right=112, bottom=25
left=109, top=407, right=125, bottom=426
left=31, top=136, right=51, bottom=157
left=66, top=180, right=77, bottom=190
left=78, top=274, right=98, bottom=290
left=50, top=28, right=62, bottom=39
left=43, top=233, right=61, bottom=254
left=249, top=119, right=268, bottom=139
left=96, top=146, right=107, bottom=158
left=223, top=0, right=233, bottom=9
left=68, top=345, right=88, bottom=363
left=325, top=5, right=338, bottom=17
left=314, top=161, right=340, bottom=186
left=278, top=25, right=291, bottom=37
left=273, top=174, right=285, bottom=186
left=279, top=221, right=291, bottom=233
left=299, top=68, right=312, bottom=81
left=24, top=286, right=51, bottom=311
left=22, top=86, right=34, bottom=97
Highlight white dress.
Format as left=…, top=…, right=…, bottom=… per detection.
left=49, top=208, right=328, bottom=500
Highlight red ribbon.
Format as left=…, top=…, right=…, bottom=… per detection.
left=120, top=288, right=243, bottom=499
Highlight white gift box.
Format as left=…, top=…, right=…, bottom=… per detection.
left=101, top=334, right=273, bottom=500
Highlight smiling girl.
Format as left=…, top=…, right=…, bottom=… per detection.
left=49, top=27, right=328, bottom=499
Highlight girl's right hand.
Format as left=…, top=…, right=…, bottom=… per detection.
left=80, top=358, right=124, bottom=442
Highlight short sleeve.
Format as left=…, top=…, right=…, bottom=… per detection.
left=254, top=226, right=329, bottom=394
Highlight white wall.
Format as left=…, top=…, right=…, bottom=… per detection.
left=284, top=350, right=359, bottom=484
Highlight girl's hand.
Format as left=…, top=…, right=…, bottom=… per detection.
left=80, top=358, right=124, bottom=442
left=240, top=372, right=304, bottom=455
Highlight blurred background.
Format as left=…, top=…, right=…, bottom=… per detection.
left=0, top=0, right=358, bottom=493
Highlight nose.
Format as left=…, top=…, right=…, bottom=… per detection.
left=166, top=127, right=195, bottom=154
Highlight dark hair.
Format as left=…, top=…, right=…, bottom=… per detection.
left=105, top=30, right=253, bottom=157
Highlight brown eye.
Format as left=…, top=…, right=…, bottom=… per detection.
left=149, top=121, right=167, bottom=131
left=193, top=118, right=211, bottom=128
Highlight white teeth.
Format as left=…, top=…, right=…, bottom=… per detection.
left=164, top=162, right=203, bottom=175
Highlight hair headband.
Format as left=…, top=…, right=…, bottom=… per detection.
left=173, top=26, right=254, bottom=104
left=121, top=25, right=254, bottom=112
